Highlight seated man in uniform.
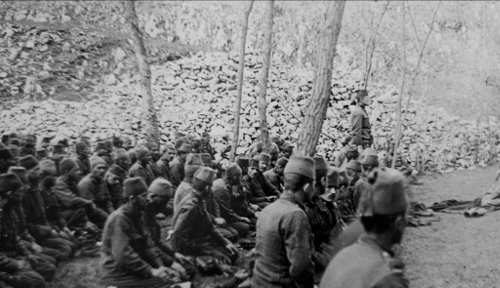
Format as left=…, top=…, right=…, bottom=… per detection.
left=100, top=177, right=178, bottom=288
left=171, top=167, right=239, bottom=265
left=252, top=156, right=315, bottom=288
left=320, top=167, right=409, bottom=288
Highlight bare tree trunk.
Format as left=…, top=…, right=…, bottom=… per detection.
left=257, top=0, right=274, bottom=154
left=125, top=0, right=159, bottom=146
left=295, top=0, right=346, bottom=157
left=230, top=0, right=255, bottom=162
left=392, top=1, right=406, bottom=168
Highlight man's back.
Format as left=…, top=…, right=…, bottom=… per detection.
left=252, top=193, right=314, bottom=288
left=320, top=235, right=408, bottom=288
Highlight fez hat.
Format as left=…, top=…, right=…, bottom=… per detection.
left=359, top=167, right=408, bottom=216
left=345, top=159, right=362, bottom=173
left=7, top=167, right=28, bottom=184
left=135, top=145, right=150, bottom=159
left=39, top=160, right=57, bottom=176
left=236, top=157, right=250, bottom=169
left=124, top=177, right=148, bottom=198
left=90, top=157, right=107, bottom=170
left=276, top=157, right=288, bottom=168
left=113, top=148, right=129, bottom=161
left=327, top=166, right=339, bottom=188
left=225, top=163, right=242, bottom=179
left=194, top=167, right=216, bottom=185
left=284, top=156, right=315, bottom=180
left=359, top=154, right=379, bottom=167
left=60, top=158, right=78, bottom=175
left=200, top=153, right=213, bottom=166
left=0, top=173, right=23, bottom=195
left=314, top=157, right=328, bottom=173
left=178, top=143, right=192, bottom=153
left=149, top=178, right=173, bottom=197
left=18, top=155, right=39, bottom=171
left=255, top=153, right=271, bottom=164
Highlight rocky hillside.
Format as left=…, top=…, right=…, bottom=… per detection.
left=1, top=46, right=498, bottom=173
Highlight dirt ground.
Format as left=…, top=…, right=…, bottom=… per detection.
left=48, top=166, right=500, bottom=288
left=400, top=166, right=500, bottom=288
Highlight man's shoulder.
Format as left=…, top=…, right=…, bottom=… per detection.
left=263, top=169, right=276, bottom=178
left=78, top=174, right=93, bottom=185
left=212, top=178, right=228, bottom=191
left=170, top=158, right=182, bottom=166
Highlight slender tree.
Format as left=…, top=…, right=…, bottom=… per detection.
left=124, top=0, right=159, bottom=145
left=257, top=0, right=274, bottom=153
left=230, top=0, right=255, bottom=162
left=392, top=1, right=406, bottom=168
left=295, top=1, right=346, bottom=156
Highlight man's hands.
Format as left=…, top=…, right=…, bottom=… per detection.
left=266, top=196, right=277, bottom=202
left=225, top=243, right=239, bottom=256
left=151, top=267, right=170, bottom=281
left=239, top=217, right=251, bottom=224
left=170, top=261, right=187, bottom=279
left=31, top=243, right=43, bottom=253
left=214, top=218, right=226, bottom=226
left=16, top=259, right=31, bottom=270
left=174, top=252, right=191, bottom=264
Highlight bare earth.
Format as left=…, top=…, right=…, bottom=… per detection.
left=400, top=166, right=500, bottom=288
left=48, top=166, right=500, bottom=288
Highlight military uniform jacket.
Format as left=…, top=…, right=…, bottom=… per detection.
left=171, top=190, right=230, bottom=255
left=249, top=171, right=280, bottom=200
left=169, top=157, right=185, bottom=187
left=252, top=191, right=314, bottom=288
left=173, top=179, right=194, bottom=212
left=306, top=194, right=340, bottom=251
left=320, top=234, right=408, bottom=288
left=128, top=162, right=155, bottom=187
left=53, top=177, right=93, bottom=209
left=263, top=169, right=284, bottom=193
left=212, top=179, right=242, bottom=222
left=76, top=156, right=91, bottom=177
left=351, top=106, right=373, bottom=146
left=100, top=205, right=163, bottom=278
left=156, top=159, right=175, bottom=186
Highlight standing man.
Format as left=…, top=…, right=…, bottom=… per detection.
left=320, top=167, right=409, bottom=288
left=100, top=177, right=177, bottom=288
left=351, top=90, right=373, bottom=154
left=252, top=156, right=315, bottom=288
